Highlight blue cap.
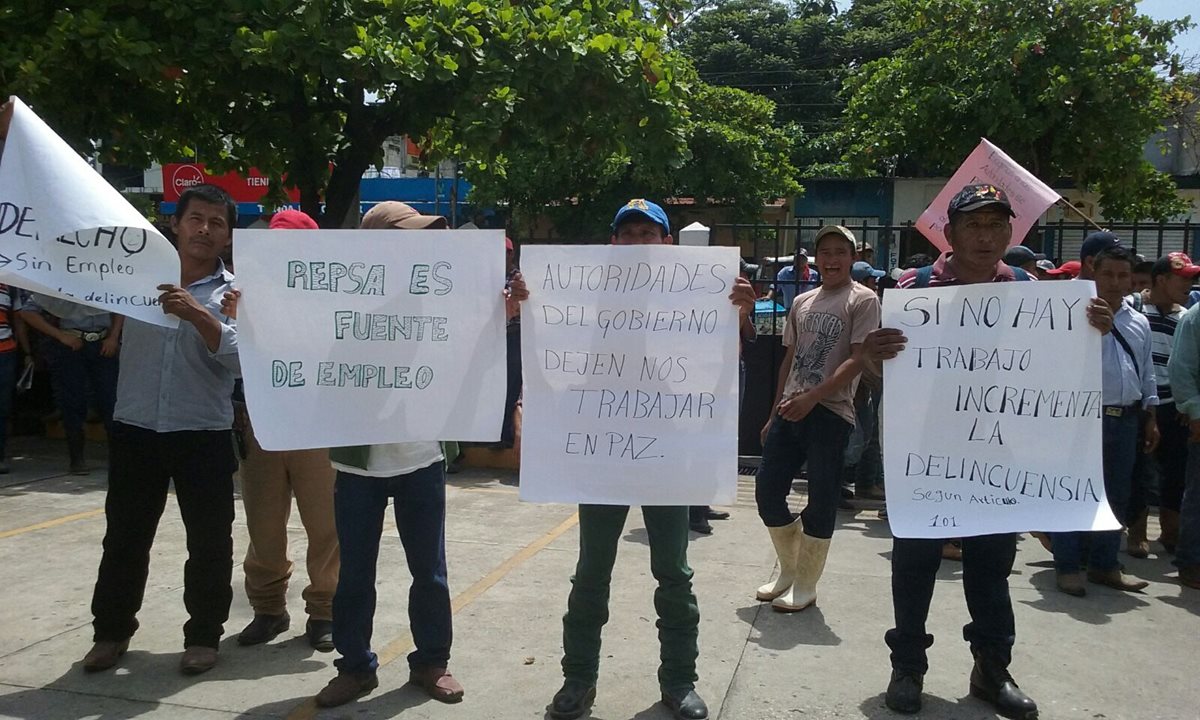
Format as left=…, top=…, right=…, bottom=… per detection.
left=851, top=261, right=886, bottom=282
left=1079, top=230, right=1120, bottom=261
left=612, top=199, right=670, bottom=235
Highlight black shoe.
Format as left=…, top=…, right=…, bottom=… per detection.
left=885, top=670, right=923, bottom=714
left=661, top=688, right=708, bottom=720
left=689, top=520, right=713, bottom=534
left=306, top=619, right=334, bottom=652
left=969, top=652, right=1039, bottom=720
left=237, top=612, right=290, bottom=646
left=705, top=509, right=730, bottom=520
left=549, top=680, right=596, bottom=720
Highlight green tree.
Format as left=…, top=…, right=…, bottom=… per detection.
left=465, top=81, right=800, bottom=238
left=840, top=0, right=1193, bottom=220
left=2, top=0, right=691, bottom=227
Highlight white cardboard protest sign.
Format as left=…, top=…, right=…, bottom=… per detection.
left=0, top=97, right=179, bottom=327
left=882, top=281, right=1119, bottom=538
left=235, top=229, right=507, bottom=450
left=519, top=244, right=740, bottom=506
left=916, top=139, right=1061, bottom=253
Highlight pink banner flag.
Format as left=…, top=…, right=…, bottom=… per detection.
left=916, top=139, right=1061, bottom=253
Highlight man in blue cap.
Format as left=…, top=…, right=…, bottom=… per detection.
left=544, top=199, right=755, bottom=720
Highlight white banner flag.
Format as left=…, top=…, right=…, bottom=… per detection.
left=235, top=229, right=508, bottom=450
left=0, top=97, right=180, bottom=326
left=882, top=281, right=1119, bottom=538
left=519, top=244, right=740, bottom=506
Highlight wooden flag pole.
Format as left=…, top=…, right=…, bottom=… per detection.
left=1055, top=198, right=1106, bottom=232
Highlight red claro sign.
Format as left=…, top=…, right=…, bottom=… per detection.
left=162, top=163, right=301, bottom=203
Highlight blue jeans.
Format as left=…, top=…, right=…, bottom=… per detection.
left=886, top=534, right=1017, bottom=674
left=1051, top=411, right=1140, bottom=574
left=755, top=404, right=852, bottom=538
left=332, top=462, right=451, bottom=674
left=1174, top=442, right=1200, bottom=570
left=0, top=351, right=17, bottom=460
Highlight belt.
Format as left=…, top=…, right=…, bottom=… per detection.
left=62, top=328, right=109, bottom=342
left=1103, top=403, right=1141, bottom=417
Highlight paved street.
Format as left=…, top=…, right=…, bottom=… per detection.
left=0, top=436, right=1197, bottom=720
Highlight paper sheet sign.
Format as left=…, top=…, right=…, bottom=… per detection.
left=0, top=97, right=180, bottom=327
left=518, top=244, right=740, bottom=506
left=881, top=281, right=1118, bottom=538
left=235, top=229, right=507, bottom=450
left=917, top=139, right=1061, bottom=253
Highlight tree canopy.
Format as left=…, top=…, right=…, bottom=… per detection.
left=839, top=0, right=1193, bottom=220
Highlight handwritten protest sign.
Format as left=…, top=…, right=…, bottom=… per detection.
left=235, top=229, right=507, bottom=450
left=917, top=139, right=1061, bottom=253
left=519, top=244, right=740, bottom=506
left=882, top=281, right=1118, bottom=538
left=0, top=97, right=179, bottom=327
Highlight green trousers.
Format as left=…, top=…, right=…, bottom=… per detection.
left=561, top=504, right=700, bottom=691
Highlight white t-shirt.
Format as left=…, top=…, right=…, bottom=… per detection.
left=331, top=442, right=444, bottom=477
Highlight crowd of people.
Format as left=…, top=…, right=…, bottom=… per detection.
left=2, top=126, right=1200, bottom=720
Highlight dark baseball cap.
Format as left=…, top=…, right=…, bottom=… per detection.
left=1079, top=231, right=1121, bottom=261
left=1003, top=245, right=1045, bottom=266
left=948, top=184, right=1016, bottom=218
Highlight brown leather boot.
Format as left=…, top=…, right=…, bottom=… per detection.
left=1087, top=568, right=1149, bottom=592
left=1159, top=509, right=1180, bottom=553
left=1126, top=510, right=1150, bottom=559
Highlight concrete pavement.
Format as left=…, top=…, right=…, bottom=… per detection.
left=0, top=436, right=1197, bottom=720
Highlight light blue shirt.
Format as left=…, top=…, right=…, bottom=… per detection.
left=1170, top=303, right=1200, bottom=420
left=1102, top=303, right=1157, bottom=409
left=771, top=264, right=821, bottom=309
left=113, top=261, right=240, bottom=432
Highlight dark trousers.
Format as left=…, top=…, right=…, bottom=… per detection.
left=886, top=534, right=1017, bottom=675
left=0, top=351, right=17, bottom=460
left=46, top=339, right=118, bottom=435
left=563, top=505, right=699, bottom=692
left=755, top=404, right=852, bottom=537
left=91, top=423, right=236, bottom=648
left=1052, top=411, right=1139, bottom=574
left=854, top=384, right=883, bottom=493
left=1150, top=403, right=1188, bottom=513
left=332, top=463, right=451, bottom=674
left=500, top=327, right=522, bottom=445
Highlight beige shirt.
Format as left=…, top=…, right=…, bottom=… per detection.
left=781, top=281, right=881, bottom=425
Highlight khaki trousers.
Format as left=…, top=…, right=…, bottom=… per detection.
left=240, top=422, right=339, bottom=620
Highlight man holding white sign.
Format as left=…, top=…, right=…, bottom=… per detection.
left=872, top=184, right=1116, bottom=719
left=83, top=184, right=241, bottom=676
left=519, top=199, right=754, bottom=720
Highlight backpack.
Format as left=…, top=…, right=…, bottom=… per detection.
left=913, top=263, right=1030, bottom=288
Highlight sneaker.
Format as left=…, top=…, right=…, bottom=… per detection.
left=315, top=670, right=378, bottom=707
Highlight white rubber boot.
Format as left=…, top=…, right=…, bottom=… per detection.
left=755, top=518, right=803, bottom=601
left=771, top=532, right=830, bottom=612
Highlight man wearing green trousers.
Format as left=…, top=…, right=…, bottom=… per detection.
left=542, top=199, right=756, bottom=720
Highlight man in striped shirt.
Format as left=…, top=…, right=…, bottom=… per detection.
left=1129, top=253, right=1200, bottom=555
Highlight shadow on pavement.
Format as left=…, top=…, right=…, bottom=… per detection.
left=735, top=602, right=842, bottom=649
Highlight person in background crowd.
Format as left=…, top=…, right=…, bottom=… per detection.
left=690, top=259, right=758, bottom=535
left=314, top=202, right=480, bottom=708
left=844, top=261, right=887, bottom=503
left=81, top=184, right=241, bottom=676
left=233, top=209, right=339, bottom=653
left=901, top=253, right=934, bottom=270
left=1034, top=259, right=1056, bottom=281
left=1052, top=239, right=1157, bottom=596
left=500, top=237, right=522, bottom=449
left=0, top=283, right=31, bottom=474
left=754, top=225, right=880, bottom=614
left=1046, top=260, right=1081, bottom=279
left=18, top=296, right=122, bottom=475
left=763, top=248, right=820, bottom=310
left=869, top=184, right=1115, bottom=719
left=1125, top=252, right=1197, bottom=557
left=1131, top=257, right=1153, bottom=294
left=859, top=245, right=876, bottom=267
left=541, top=199, right=756, bottom=720
left=1002, top=245, right=1044, bottom=275
left=1167, top=261, right=1200, bottom=590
